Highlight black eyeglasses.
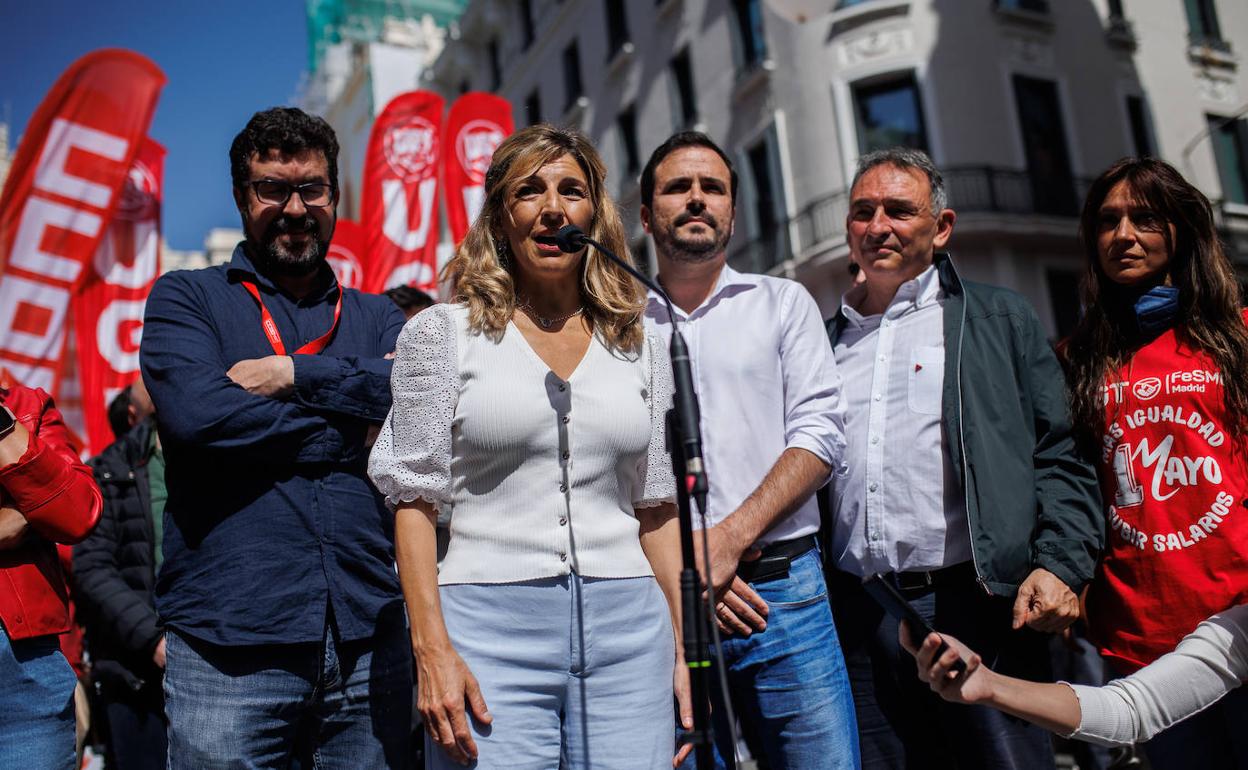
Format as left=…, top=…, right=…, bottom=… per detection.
left=247, top=179, right=335, bottom=207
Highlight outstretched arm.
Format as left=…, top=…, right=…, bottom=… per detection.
left=903, top=605, right=1248, bottom=747
left=901, top=623, right=1082, bottom=735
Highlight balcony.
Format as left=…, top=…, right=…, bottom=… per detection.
left=728, top=228, right=792, bottom=275
left=944, top=166, right=1089, bottom=217
left=780, top=166, right=1092, bottom=268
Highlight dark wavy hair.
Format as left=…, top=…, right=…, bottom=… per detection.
left=1065, top=157, right=1248, bottom=449
left=640, top=131, right=738, bottom=208
left=229, top=107, right=340, bottom=190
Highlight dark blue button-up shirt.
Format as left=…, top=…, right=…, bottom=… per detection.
left=141, top=245, right=407, bottom=646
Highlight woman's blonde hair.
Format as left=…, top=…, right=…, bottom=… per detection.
left=441, top=124, right=645, bottom=353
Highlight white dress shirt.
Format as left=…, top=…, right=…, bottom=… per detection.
left=829, top=263, right=971, bottom=576
left=368, top=303, right=676, bottom=585
left=644, top=264, right=847, bottom=548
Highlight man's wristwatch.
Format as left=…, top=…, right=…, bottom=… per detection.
left=0, top=407, right=17, bottom=442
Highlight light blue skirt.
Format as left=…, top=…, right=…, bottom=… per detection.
left=430, top=573, right=675, bottom=769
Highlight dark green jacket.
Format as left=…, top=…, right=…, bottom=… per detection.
left=827, top=254, right=1104, bottom=596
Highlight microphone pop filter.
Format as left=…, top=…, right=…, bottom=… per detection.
left=554, top=225, right=589, bottom=253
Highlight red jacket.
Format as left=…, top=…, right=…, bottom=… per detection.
left=0, top=386, right=101, bottom=640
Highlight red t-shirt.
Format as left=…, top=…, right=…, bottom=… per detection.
left=1087, top=321, right=1248, bottom=674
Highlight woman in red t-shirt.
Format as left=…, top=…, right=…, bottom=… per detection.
left=1063, top=157, right=1248, bottom=768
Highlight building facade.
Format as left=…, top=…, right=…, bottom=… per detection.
left=427, top=0, right=1248, bottom=336
left=302, top=0, right=467, bottom=223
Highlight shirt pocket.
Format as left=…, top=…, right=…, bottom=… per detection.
left=907, top=345, right=944, bottom=416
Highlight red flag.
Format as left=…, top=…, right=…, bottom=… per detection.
left=443, top=93, right=513, bottom=246
left=71, top=138, right=164, bottom=454
left=0, top=49, right=164, bottom=393
left=326, top=219, right=366, bottom=290
left=360, top=91, right=444, bottom=294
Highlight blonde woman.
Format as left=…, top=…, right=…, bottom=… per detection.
left=369, top=125, right=690, bottom=769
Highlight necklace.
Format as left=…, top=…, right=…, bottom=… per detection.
left=517, top=300, right=584, bottom=329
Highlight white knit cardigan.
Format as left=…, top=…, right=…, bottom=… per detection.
left=369, top=302, right=676, bottom=585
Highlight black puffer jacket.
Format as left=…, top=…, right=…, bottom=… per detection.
left=73, top=419, right=162, bottom=692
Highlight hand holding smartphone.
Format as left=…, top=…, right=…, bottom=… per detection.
left=863, top=574, right=968, bottom=674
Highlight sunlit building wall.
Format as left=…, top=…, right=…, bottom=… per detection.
left=428, top=0, right=1248, bottom=336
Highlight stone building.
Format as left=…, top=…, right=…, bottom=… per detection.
left=427, top=0, right=1248, bottom=334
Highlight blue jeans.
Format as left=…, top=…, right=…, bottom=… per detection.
left=682, top=549, right=860, bottom=770
left=828, top=567, right=1055, bottom=770
left=0, top=624, right=76, bottom=770
left=164, top=608, right=412, bottom=769
left=434, top=573, right=675, bottom=769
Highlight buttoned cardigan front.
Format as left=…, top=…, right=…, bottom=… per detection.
left=369, top=303, right=675, bottom=585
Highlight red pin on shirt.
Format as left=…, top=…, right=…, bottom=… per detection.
left=915, top=363, right=923, bottom=372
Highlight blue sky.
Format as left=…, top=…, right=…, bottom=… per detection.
left=0, top=0, right=309, bottom=250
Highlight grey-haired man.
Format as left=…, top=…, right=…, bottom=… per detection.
left=824, top=147, right=1104, bottom=769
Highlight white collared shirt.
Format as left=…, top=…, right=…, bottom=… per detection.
left=829, top=263, right=971, bottom=576
left=644, top=264, right=847, bottom=547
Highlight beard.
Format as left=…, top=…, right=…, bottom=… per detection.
left=252, top=214, right=328, bottom=276
left=653, top=210, right=731, bottom=263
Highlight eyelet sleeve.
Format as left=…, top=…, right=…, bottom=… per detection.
left=634, top=331, right=677, bottom=508
left=368, top=303, right=458, bottom=511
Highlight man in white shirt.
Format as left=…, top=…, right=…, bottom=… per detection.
left=640, top=132, right=857, bottom=770
left=825, top=147, right=1103, bottom=768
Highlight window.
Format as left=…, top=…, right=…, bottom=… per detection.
left=606, top=0, right=630, bottom=58
left=617, top=106, right=640, bottom=176
left=525, top=91, right=542, bottom=126
left=562, top=42, right=583, bottom=112
left=519, top=0, right=536, bottom=49
left=1126, top=95, right=1154, bottom=158
left=731, top=0, right=767, bottom=71
left=1046, top=269, right=1081, bottom=339
left=852, top=74, right=929, bottom=153
left=631, top=235, right=653, bottom=278
left=488, top=39, right=502, bottom=91
left=739, top=129, right=786, bottom=272
left=1185, top=0, right=1227, bottom=49
left=670, top=49, right=697, bottom=129
left=1013, top=75, right=1077, bottom=216
left=1208, top=114, right=1248, bottom=205
left=997, top=0, right=1049, bottom=12
left=836, top=0, right=874, bottom=8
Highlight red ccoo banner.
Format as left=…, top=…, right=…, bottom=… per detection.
left=443, top=93, right=513, bottom=246
left=360, top=90, right=444, bottom=294
left=0, top=49, right=164, bottom=394
left=71, top=138, right=164, bottom=454
left=326, top=219, right=366, bottom=290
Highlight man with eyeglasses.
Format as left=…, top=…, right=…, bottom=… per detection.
left=139, top=108, right=411, bottom=768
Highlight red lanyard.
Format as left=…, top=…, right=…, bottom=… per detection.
left=239, top=279, right=343, bottom=356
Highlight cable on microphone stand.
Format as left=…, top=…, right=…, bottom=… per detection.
left=554, top=225, right=742, bottom=770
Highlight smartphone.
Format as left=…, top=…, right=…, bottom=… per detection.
left=863, top=574, right=968, bottom=674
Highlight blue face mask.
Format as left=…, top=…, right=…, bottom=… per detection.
left=1133, top=285, right=1180, bottom=337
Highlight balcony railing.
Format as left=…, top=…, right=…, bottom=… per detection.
left=775, top=166, right=1095, bottom=269
left=727, top=227, right=792, bottom=275
left=944, top=166, right=1091, bottom=217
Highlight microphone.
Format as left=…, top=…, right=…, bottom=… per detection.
left=553, top=224, right=708, bottom=507
left=553, top=224, right=588, bottom=253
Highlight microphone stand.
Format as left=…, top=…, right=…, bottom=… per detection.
left=555, top=226, right=716, bottom=769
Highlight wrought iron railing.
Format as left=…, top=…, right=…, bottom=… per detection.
left=760, top=166, right=1097, bottom=269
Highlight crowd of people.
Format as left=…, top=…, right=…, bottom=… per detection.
left=0, top=104, right=1244, bottom=770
